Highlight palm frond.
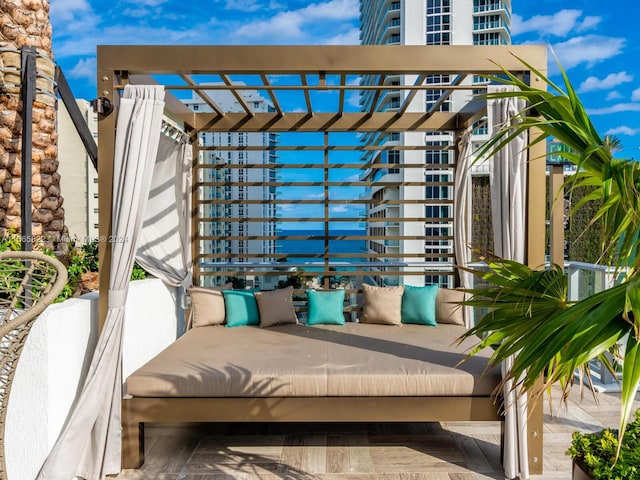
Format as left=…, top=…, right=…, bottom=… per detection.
left=463, top=55, right=640, bottom=461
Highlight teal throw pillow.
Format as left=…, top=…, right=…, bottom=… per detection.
left=306, top=289, right=345, bottom=325
left=223, top=290, right=260, bottom=327
left=401, top=284, right=438, bottom=326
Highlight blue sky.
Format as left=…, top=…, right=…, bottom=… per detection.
left=51, top=0, right=639, bottom=159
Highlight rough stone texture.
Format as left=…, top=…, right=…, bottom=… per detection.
left=0, top=0, right=64, bottom=245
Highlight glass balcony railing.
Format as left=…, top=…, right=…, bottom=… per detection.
left=473, top=1, right=509, bottom=14
left=386, top=34, right=401, bottom=44
left=473, top=20, right=510, bottom=33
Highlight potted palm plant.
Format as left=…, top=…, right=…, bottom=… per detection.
left=460, top=57, right=640, bottom=478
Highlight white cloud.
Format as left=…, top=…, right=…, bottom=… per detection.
left=235, top=0, right=358, bottom=40
left=633, top=87, right=640, bottom=102
left=346, top=92, right=361, bottom=108
left=331, top=205, right=349, bottom=213
left=551, top=35, right=625, bottom=70
left=50, top=0, right=99, bottom=32
left=606, top=91, right=623, bottom=101
left=53, top=24, right=203, bottom=57
left=512, top=9, right=584, bottom=37
left=50, top=0, right=92, bottom=22
left=68, top=57, right=96, bottom=83
left=577, top=15, right=601, bottom=32
left=587, top=103, right=640, bottom=115
left=578, top=72, right=633, bottom=93
left=605, top=126, right=640, bottom=136
left=122, top=8, right=151, bottom=18
left=343, top=174, right=361, bottom=182
left=305, top=193, right=325, bottom=199
left=324, top=27, right=360, bottom=45
left=225, top=0, right=263, bottom=12
left=127, top=0, right=170, bottom=6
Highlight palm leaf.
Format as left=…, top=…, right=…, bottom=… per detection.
left=618, top=335, right=640, bottom=459
left=463, top=55, right=640, bottom=461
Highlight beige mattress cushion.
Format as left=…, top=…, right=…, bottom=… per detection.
left=126, top=323, right=500, bottom=398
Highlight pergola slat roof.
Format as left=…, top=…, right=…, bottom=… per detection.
left=100, top=45, right=546, bottom=134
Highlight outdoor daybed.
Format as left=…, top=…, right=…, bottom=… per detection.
left=122, top=287, right=503, bottom=468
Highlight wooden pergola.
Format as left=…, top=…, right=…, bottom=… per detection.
left=96, top=44, right=547, bottom=474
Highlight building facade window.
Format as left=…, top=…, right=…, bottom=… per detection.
left=388, top=150, right=400, bottom=174
left=425, top=141, right=450, bottom=164
left=426, top=0, right=451, bottom=45
left=473, top=32, right=505, bottom=45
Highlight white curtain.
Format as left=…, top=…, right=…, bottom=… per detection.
left=454, top=129, right=473, bottom=328
left=37, top=85, right=167, bottom=480
left=136, top=128, right=193, bottom=287
left=488, top=85, right=529, bottom=480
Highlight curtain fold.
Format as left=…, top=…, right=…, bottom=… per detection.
left=454, top=130, right=473, bottom=328
left=37, top=85, right=166, bottom=480
left=135, top=131, right=193, bottom=287
left=488, top=85, right=529, bottom=480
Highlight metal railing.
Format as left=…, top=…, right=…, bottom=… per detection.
left=468, top=260, right=627, bottom=385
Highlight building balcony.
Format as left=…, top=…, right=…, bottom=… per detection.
left=473, top=19, right=510, bottom=32
left=385, top=33, right=401, bottom=44
left=473, top=1, right=511, bottom=15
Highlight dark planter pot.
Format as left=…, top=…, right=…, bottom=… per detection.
left=573, top=461, right=594, bottom=480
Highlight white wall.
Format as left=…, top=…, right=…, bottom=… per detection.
left=5, top=278, right=180, bottom=480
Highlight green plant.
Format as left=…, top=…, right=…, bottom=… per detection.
left=567, top=410, right=640, bottom=479
left=0, top=235, right=147, bottom=302
left=461, top=56, right=640, bottom=461
left=130, top=263, right=147, bottom=281
left=81, top=240, right=99, bottom=272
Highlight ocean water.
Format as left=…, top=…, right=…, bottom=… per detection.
left=276, top=229, right=366, bottom=265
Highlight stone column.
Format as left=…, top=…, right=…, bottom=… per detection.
left=0, top=0, right=65, bottom=244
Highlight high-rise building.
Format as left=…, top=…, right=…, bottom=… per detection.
left=185, top=86, right=278, bottom=289
left=57, top=99, right=99, bottom=242
left=359, top=0, right=511, bottom=286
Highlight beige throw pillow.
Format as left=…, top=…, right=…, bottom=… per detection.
left=436, top=288, right=466, bottom=325
left=360, top=284, right=404, bottom=325
left=254, top=286, right=299, bottom=328
left=188, top=283, right=232, bottom=327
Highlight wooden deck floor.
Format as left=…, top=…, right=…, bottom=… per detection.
left=116, top=389, right=640, bottom=480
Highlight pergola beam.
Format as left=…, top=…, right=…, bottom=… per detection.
left=397, top=74, right=426, bottom=116
left=97, top=45, right=546, bottom=75
left=220, top=73, right=254, bottom=116
left=180, top=74, right=225, bottom=116
left=172, top=111, right=474, bottom=132
left=425, top=74, right=467, bottom=117
left=260, top=74, right=283, bottom=116
left=300, top=74, right=313, bottom=115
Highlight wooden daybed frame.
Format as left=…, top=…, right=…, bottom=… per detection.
left=121, top=320, right=506, bottom=469
left=97, top=45, right=548, bottom=475
left=123, top=395, right=503, bottom=467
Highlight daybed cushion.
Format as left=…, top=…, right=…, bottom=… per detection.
left=255, top=286, right=299, bottom=327
left=188, top=283, right=232, bottom=327
left=306, top=289, right=346, bottom=325
left=401, top=284, right=438, bottom=326
left=127, top=323, right=500, bottom=398
left=436, top=288, right=466, bottom=326
left=223, top=290, right=260, bottom=327
left=360, top=284, right=404, bottom=325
